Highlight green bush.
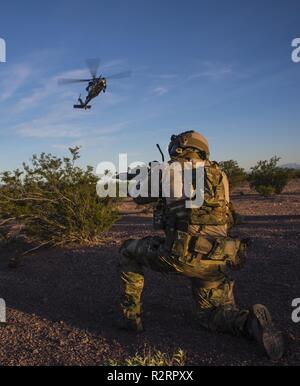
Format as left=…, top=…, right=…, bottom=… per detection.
left=255, top=185, right=275, bottom=197
left=248, top=156, right=293, bottom=196
left=219, top=160, right=247, bottom=189
left=290, top=168, right=300, bottom=179
left=0, top=147, right=118, bottom=246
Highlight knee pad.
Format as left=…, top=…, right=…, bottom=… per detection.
left=120, top=236, right=163, bottom=261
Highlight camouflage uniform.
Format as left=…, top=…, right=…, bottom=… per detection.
left=120, top=238, right=250, bottom=334
left=118, top=131, right=284, bottom=359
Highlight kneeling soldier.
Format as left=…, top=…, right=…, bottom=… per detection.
left=118, top=130, right=284, bottom=360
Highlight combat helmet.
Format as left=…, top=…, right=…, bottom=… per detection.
left=168, top=130, right=209, bottom=158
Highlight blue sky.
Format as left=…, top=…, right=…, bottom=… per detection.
left=0, top=0, right=299, bottom=171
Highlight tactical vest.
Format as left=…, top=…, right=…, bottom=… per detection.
left=158, top=159, right=228, bottom=231
left=151, top=158, right=247, bottom=272
left=190, top=160, right=228, bottom=226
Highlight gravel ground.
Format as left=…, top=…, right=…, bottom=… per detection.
left=0, top=180, right=299, bottom=366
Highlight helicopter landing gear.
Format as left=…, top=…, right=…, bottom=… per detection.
left=73, top=95, right=91, bottom=109
left=73, top=104, right=91, bottom=109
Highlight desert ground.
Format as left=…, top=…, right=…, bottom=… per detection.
left=0, top=180, right=299, bottom=366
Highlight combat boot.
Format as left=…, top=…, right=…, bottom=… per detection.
left=116, top=302, right=144, bottom=332
left=246, top=304, right=284, bottom=360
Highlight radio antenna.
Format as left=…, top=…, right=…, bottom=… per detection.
left=156, top=144, right=165, bottom=162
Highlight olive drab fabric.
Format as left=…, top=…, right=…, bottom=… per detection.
left=119, top=132, right=250, bottom=335
left=188, top=159, right=228, bottom=226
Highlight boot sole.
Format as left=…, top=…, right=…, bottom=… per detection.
left=252, top=304, right=284, bottom=361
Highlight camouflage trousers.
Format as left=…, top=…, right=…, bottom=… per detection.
left=119, top=236, right=249, bottom=335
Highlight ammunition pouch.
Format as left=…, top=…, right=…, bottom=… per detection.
left=169, top=231, right=249, bottom=269
left=193, top=236, right=248, bottom=269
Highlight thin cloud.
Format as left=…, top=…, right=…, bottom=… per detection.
left=17, top=124, right=83, bottom=139
left=13, top=100, right=84, bottom=139
left=0, top=64, right=31, bottom=102
left=152, top=86, right=169, bottom=96
left=13, top=68, right=88, bottom=112
left=148, top=73, right=179, bottom=80
left=51, top=120, right=133, bottom=150
left=188, top=62, right=234, bottom=81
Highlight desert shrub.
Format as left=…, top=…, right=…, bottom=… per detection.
left=0, top=147, right=118, bottom=246
left=219, top=160, right=247, bottom=189
left=248, top=156, right=293, bottom=196
left=106, top=347, right=185, bottom=366
left=255, top=185, right=275, bottom=197
left=289, top=168, right=300, bottom=179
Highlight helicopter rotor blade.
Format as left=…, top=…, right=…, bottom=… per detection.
left=58, top=78, right=92, bottom=85
left=86, top=58, right=101, bottom=79
left=106, top=70, right=132, bottom=80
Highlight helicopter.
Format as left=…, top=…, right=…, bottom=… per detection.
left=58, top=59, right=131, bottom=109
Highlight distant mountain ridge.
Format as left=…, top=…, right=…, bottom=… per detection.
left=280, top=163, right=300, bottom=169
